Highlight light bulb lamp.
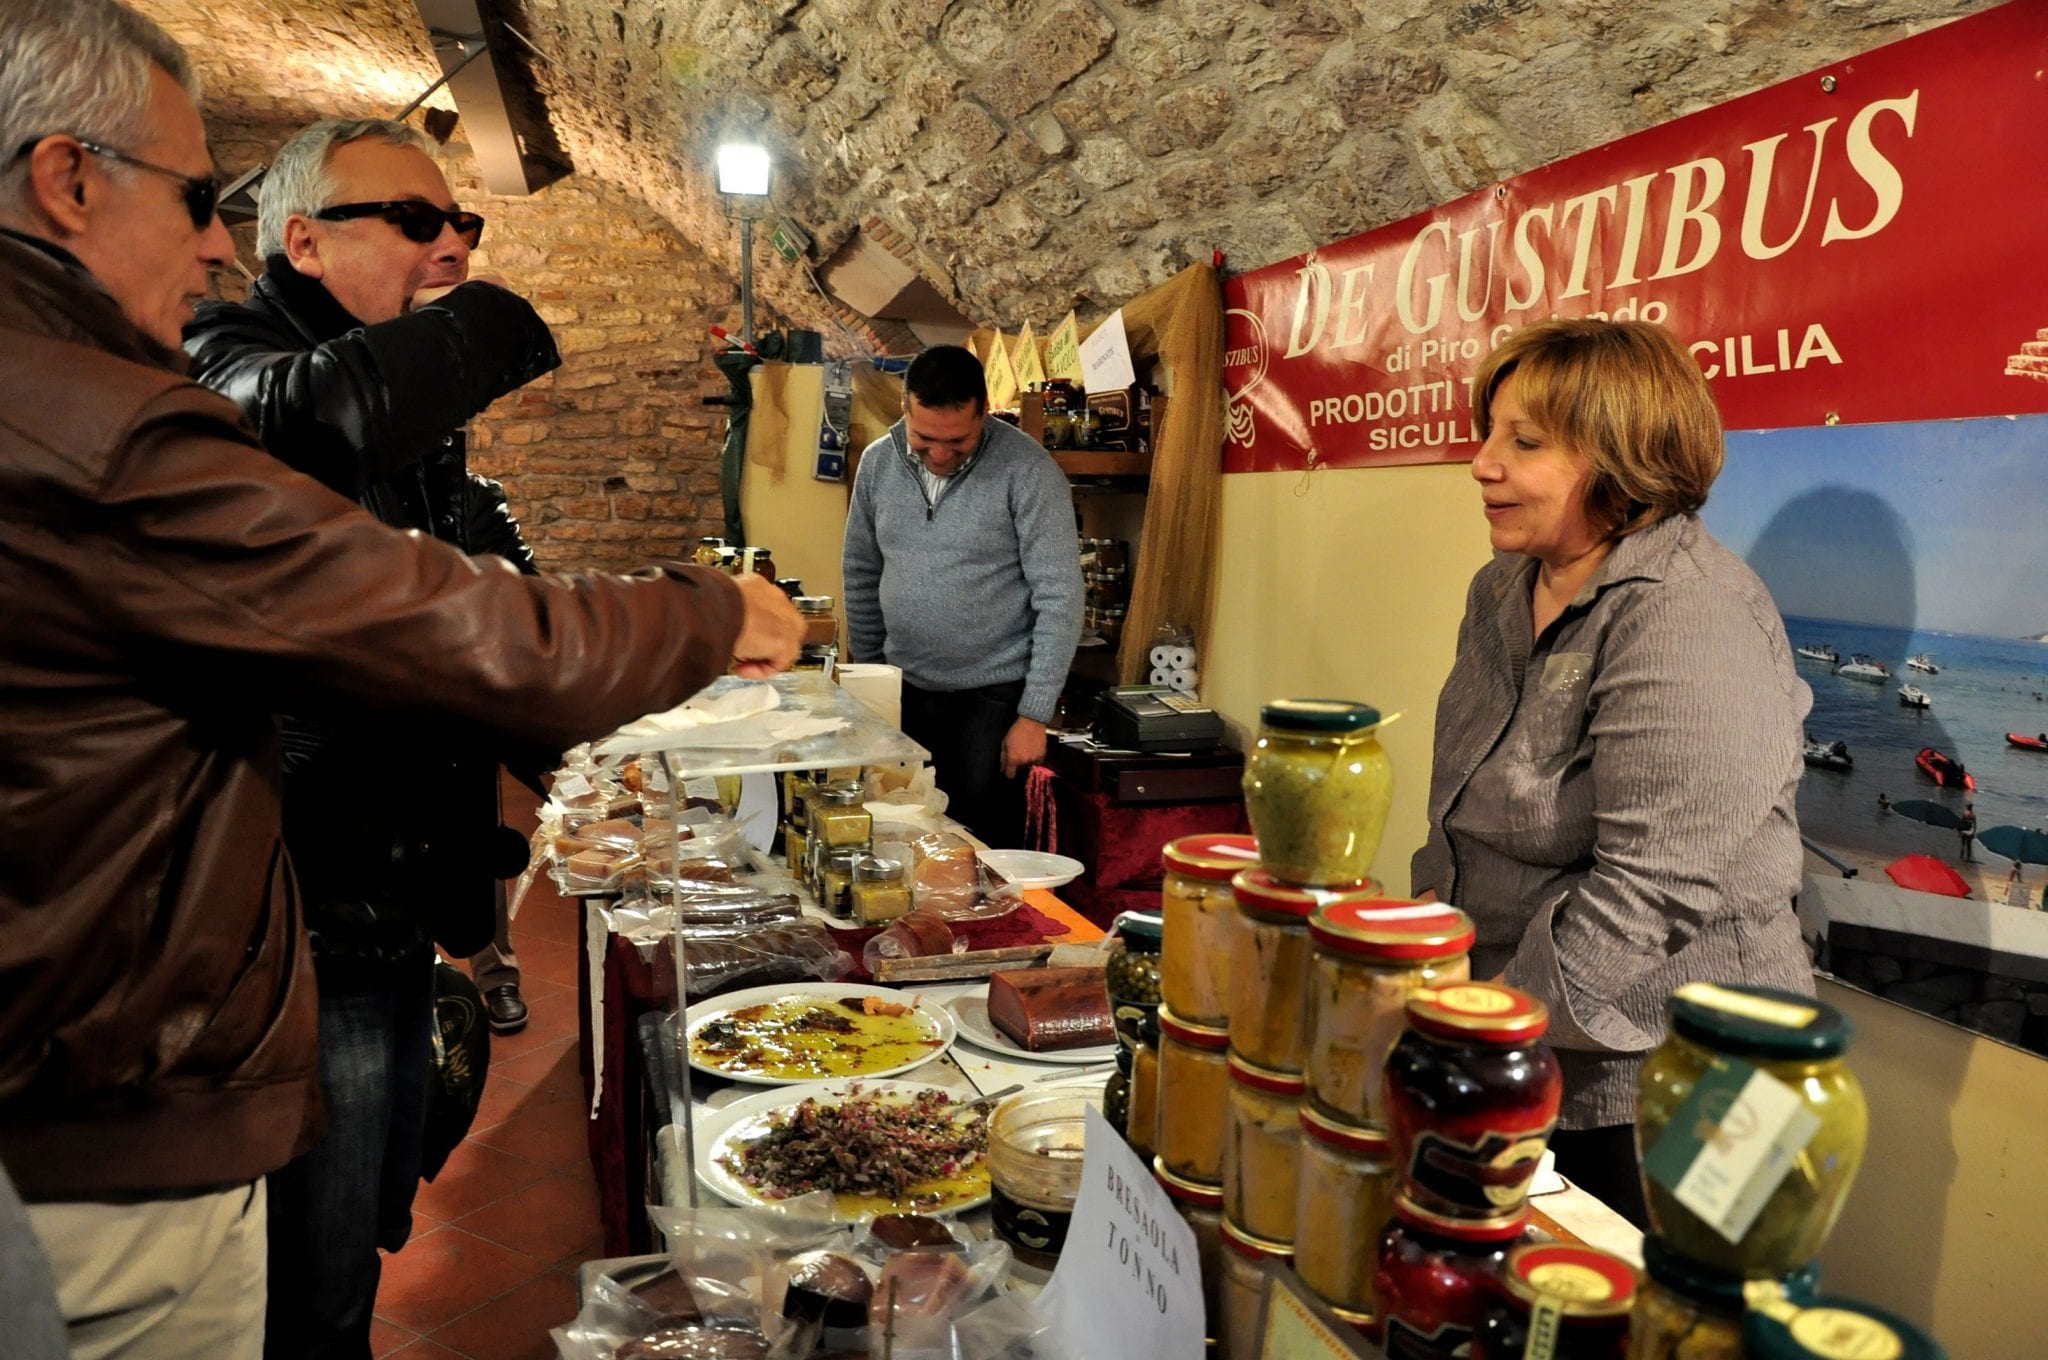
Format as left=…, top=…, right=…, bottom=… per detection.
left=715, top=142, right=772, bottom=345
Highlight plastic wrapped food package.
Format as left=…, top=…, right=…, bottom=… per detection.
left=907, top=830, right=983, bottom=916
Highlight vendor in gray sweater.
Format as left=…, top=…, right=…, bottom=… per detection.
left=843, top=345, right=1083, bottom=847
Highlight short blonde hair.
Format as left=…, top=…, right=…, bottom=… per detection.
left=1472, top=319, right=1723, bottom=541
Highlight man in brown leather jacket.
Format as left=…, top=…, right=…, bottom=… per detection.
left=0, top=3, right=801, bottom=1355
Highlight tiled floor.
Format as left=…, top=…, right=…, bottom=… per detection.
left=372, top=791, right=600, bottom=1359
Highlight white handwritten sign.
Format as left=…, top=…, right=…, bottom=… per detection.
left=1038, top=1106, right=1205, bottom=1360
left=1077, top=308, right=1136, bottom=393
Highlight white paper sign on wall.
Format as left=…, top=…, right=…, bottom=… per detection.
left=1078, top=308, right=1137, bottom=393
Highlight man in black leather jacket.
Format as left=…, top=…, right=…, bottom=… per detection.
left=182, top=117, right=560, bottom=1360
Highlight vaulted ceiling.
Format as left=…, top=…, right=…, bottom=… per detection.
left=132, top=0, right=1993, bottom=348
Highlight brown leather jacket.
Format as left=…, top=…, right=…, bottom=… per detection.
left=0, top=231, right=742, bottom=1200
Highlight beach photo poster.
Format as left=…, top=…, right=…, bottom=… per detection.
left=1702, top=414, right=2048, bottom=906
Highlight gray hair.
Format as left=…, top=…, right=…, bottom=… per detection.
left=0, top=0, right=199, bottom=213
left=257, top=118, right=433, bottom=258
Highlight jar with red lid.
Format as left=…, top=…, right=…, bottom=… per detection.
left=1228, top=871, right=1381, bottom=1073
left=1293, top=1106, right=1395, bottom=1316
left=1161, top=833, right=1259, bottom=1024
left=1471, top=1242, right=1636, bottom=1360
left=1306, top=899, right=1474, bottom=1126
left=1383, top=982, right=1561, bottom=1221
left=1220, top=1219, right=1292, bottom=1360
left=1156, top=1005, right=1230, bottom=1184
left=1221, top=1052, right=1305, bottom=1244
left=1374, top=1192, right=1529, bottom=1360
left=1155, top=1159, right=1225, bottom=1338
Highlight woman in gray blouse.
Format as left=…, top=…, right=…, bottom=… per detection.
left=1410, top=318, right=1814, bottom=1227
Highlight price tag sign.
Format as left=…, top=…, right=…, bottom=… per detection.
left=1641, top=1056, right=1821, bottom=1244
left=985, top=331, right=1021, bottom=411
left=1046, top=311, right=1084, bottom=384
left=1079, top=307, right=1137, bottom=393
left=1013, top=321, right=1046, bottom=392
left=1038, top=1106, right=1206, bottom=1360
left=1257, top=1265, right=1376, bottom=1358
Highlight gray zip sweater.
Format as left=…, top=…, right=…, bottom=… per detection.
left=842, top=416, right=1083, bottom=723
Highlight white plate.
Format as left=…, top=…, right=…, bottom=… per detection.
left=977, top=849, right=1085, bottom=890
left=684, top=980, right=955, bottom=1085
left=948, top=995, right=1118, bottom=1065
left=696, top=1079, right=991, bottom=1217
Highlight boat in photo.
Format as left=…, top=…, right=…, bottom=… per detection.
left=1802, top=736, right=1853, bottom=772
left=1916, top=746, right=1975, bottom=791
left=2008, top=732, right=2048, bottom=752
left=1906, top=652, right=1941, bottom=673
left=1795, top=643, right=1840, bottom=664
left=1835, top=654, right=1890, bottom=682
left=1898, top=685, right=1932, bottom=710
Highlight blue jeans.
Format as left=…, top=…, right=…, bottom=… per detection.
left=264, top=955, right=434, bottom=1360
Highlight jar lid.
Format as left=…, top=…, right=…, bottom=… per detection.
left=1742, top=1296, right=1945, bottom=1360
left=1666, top=982, right=1853, bottom=1061
left=1220, top=1217, right=1294, bottom=1263
left=825, top=845, right=865, bottom=867
left=1113, top=911, right=1164, bottom=948
left=1162, top=834, right=1261, bottom=882
left=1309, top=899, right=1476, bottom=960
left=1500, top=1243, right=1637, bottom=1318
left=1391, top=1189, right=1529, bottom=1242
left=793, top=595, right=834, bottom=610
left=854, top=856, right=904, bottom=883
left=1231, top=869, right=1383, bottom=919
left=1259, top=698, right=1383, bottom=732
left=1405, top=982, right=1550, bottom=1044
left=1158, top=1005, right=1229, bottom=1050
left=1639, top=1234, right=1820, bottom=1314
left=1226, top=1050, right=1307, bottom=1096
left=1327, top=1304, right=1376, bottom=1334
left=1298, top=1105, right=1391, bottom=1155
left=817, top=785, right=865, bottom=806
left=1152, top=1157, right=1224, bottom=1209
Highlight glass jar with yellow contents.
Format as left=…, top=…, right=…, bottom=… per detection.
left=1155, top=1160, right=1225, bottom=1340
left=1228, top=872, right=1381, bottom=1074
left=1221, top=1052, right=1305, bottom=1245
left=1156, top=1005, right=1230, bottom=1184
left=1292, top=1107, right=1395, bottom=1316
left=1160, top=833, right=1259, bottom=1025
left=1636, top=982, right=1866, bottom=1278
left=1625, top=1236, right=1818, bottom=1360
left=851, top=856, right=911, bottom=924
left=813, top=782, right=873, bottom=849
left=1241, top=699, right=1394, bottom=887
left=1220, top=1220, right=1292, bottom=1360
left=1306, top=899, right=1473, bottom=1127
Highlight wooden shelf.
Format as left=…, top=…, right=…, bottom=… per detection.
left=1053, top=450, right=1152, bottom=478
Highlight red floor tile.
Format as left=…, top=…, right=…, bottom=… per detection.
left=370, top=1316, right=417, bottom=1357
left=490, top=1037, right=581, bottom=1098
left=471, top=1089, right=593, bottom=1168
left=411, top=1136, right=553, bottom=1223
left=487, top=992, right=583, bottom=1061
left=510, top=900, right=584, bottom=948
left=385, top=1338, right=466, bottom=1359
left=427, top=1270, right=581, bottom=1360
left=512, top=938, right=582, bottom=989
left=376, top=1225, right=544, bottom=1334
left=454, top=1166, right=602, bottom=1263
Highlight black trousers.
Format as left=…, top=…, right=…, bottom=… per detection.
left=1549, top=1124, right=1651, bottom=1230
left=901, top=677, right=1029, bottom=849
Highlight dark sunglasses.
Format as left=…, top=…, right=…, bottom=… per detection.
left=314, top=200, right=485, bottom=249
left=11, top=137, right=220, bottom=230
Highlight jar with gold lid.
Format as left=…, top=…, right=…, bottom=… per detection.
left=1306, top=899, right=1474, bottom=1126
left=1220, top=1220, right=1291, bottom=1360
left=1292, top=1107, right=1395, bottom=1316
left=1221, top=1052, right=1305, bottom=1245
left=1160, top=833, right=1259, bottom=1025
left=1741, top=1293, right=1943, bottom=1360
left=1375, top=1192, right=1529, bottom=1360
left=1155, top=1005, right=1230, bottom=1184
left=1241, top=699, right=1394, bottom=888
left=1471, top=1242, right=1636, bottom=1360
left=1155, top=1160, right=1224, bottom=1339
left=1228, top=871, right=1381, bottom=1074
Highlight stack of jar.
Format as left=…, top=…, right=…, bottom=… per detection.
left=1626, top=982, right=1873, bottom=1360
left=1103, top=911, right=1164, bottom=1165
left=779, top=773, right=908, bottom=924
left=1079, top=537, right=1129, bottom=648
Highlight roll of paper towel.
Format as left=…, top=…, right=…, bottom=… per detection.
left=1168, top=668, right=1198, bottom=694
left=1149, top=645, right=1175, bottom=670
left=836, top=663, right=902, bottom=727
left=1166, top=646, right=1195, bottom=671
left=1149, top=666, right=1174, bottom=687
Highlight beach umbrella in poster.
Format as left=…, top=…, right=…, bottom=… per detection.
left=1979, top=825, right=2048, bottom=865
left=1884, top=854, right=1972, bottom=898
left=1888, top=799, right=1968, bottom=831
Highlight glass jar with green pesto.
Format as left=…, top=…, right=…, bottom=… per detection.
left=1241, top=699, right=1394, bottom=888
left=1636, top=982, right=1866, bottom=1278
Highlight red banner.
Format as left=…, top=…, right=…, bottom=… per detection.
left=1221, top=0, right=2048, bottom=472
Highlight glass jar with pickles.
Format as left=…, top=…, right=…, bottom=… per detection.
left=1383, top=982, right=1560, bottom=1222
left=1156, top=1006, right=1230, bottom=1184
left=1306, top=899, right=1474, bottom=1126
left=1160, top=833, right=1259, bottom=1025
left=1241, top=699, right=1394, bottom=887
left=1221, top=1052, right=1305, bottom=1245
left=1228, top=872, right=1381, bottom=1074
left=1635, top=982, right=1865, bottom=1278
left=1375, top=1192, right=1529, bottom=1360
left=1292, top=1108, right=1395, bottom=1316
left=1625, top=1236, right=1818, bottom=1360
left=1471, top=1243, right=1636, bottom=1360
left=1106, top=911, right=1163, bottom=1049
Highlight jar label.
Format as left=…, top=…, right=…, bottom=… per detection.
left=1381, top=1315, right=1473, bottom=1360
left=1676, top=981, right=1821, bottom=1029
left=1641, top=1057, right=1822, bottom=1244
left=1403, top=1126, right=1553, bottom=1217
left=1787, top=1309, right=1906, bottom=1360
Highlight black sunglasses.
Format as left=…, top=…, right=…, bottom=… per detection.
left=11, top=137, right=220, bottom=230
left=314, top=200, right=485, bottom=249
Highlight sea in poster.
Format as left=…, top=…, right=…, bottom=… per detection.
left=1705, top=413, right=2048, bottom=895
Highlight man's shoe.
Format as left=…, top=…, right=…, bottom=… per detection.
left=485, top=983, right=528, bottom=1034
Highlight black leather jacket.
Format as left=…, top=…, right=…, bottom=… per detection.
left=184, top=258, right=563, bottom=971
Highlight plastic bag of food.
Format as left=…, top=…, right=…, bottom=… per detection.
left=867, top=1238, right=1015, bottom=1359
left=669, top=920, right=854, bottom=1002
left=907, top=830, right=983, bottom=917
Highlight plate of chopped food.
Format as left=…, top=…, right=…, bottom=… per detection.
left=697, top=1080, right=991, bottom=1217
left=684, top=982, right=955, bottom=1085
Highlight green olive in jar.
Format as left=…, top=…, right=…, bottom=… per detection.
left=1242, top=700, right=1393, bottom=888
